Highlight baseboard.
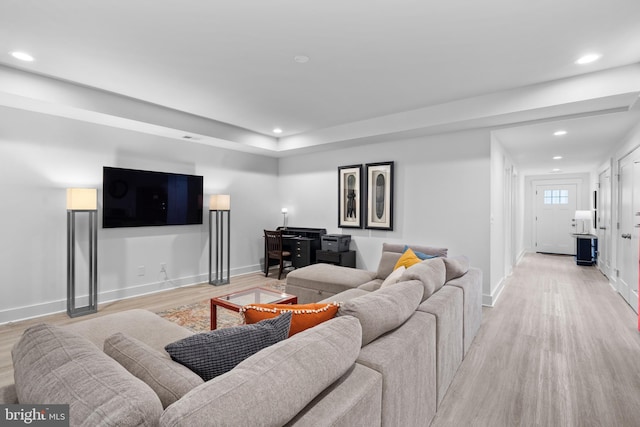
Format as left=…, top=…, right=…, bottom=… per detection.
left=482, top=277, right=505, bottom=307
left=0, top=263, right=265, bottom=325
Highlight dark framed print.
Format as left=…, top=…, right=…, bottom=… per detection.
left=338, top=164, right=363, bottom=228
left=365, top=161, right=394, bottom=230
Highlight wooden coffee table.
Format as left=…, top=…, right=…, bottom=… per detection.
left=210, top=287, right=297, bottom=330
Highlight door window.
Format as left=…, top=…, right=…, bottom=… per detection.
left=543, top=189, right=569, bottom=205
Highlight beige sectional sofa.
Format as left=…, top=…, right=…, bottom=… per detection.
left=0, top=282, right=438, bottom=426
left=0, top=243, right=481, bottom=427
left=287, top=242, right=483, bottom=414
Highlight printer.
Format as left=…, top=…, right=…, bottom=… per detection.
left=321, top=234, right=351, bottom=252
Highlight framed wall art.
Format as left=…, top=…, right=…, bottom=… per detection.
left=365, top=161, right=394, bottom=230
left=338, top=164, right=363, bottom=228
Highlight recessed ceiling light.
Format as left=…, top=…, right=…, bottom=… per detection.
left=273, top=128, right=283, bottom=134
left=552, top=168, right=561, bottom=172
left=553, top=130, right=567, bottom=136
left=11, top=51, right=34, bottom=62
left=575, top=53, right=601, bottom=65
left=553, top=156, right=563, bottom=160
left=294, top=55, right=309, bottom=64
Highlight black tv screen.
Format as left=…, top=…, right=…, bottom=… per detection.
left=103, top=167, right=203, bottom=228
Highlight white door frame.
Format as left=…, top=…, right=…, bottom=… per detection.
left=597, top=168, right=612, bottom=279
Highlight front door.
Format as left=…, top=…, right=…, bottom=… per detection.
left=535, top=184, right=577, bottom=255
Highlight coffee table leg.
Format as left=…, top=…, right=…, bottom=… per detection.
left=210, top=300, right=217, bottom=330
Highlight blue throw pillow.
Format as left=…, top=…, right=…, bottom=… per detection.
left=165, top=312, right=292, bottom=381
left=403, top=245, right=436, bottom=260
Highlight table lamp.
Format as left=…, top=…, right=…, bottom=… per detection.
left=574, top=210, right=591, bottom=234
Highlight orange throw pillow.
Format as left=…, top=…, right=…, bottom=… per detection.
left=242, top=303, right=340, bottom=337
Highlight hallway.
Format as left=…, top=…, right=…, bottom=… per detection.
left=432, top=253, right=640, bottom=426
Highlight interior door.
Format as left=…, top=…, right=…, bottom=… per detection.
left=631, top=161, right=640, bottom=313
left=597, top=169, right=612, bottom=277
left=535, top=184, right=577, bottom=254
left=617, top=155, right=635, bottom=310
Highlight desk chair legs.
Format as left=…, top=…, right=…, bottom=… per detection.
left=264, top=229, right=291, bottom=280
left=264, top=258, right=286, bottom=280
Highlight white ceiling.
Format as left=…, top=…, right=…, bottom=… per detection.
left=1, top=0, right=640, bottom=170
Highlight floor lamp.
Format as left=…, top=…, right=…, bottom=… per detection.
left=209, top=194, right=230, bottom=285
left=67, top=188, right=98, bottom=317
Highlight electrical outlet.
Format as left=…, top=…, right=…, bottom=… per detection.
left=137, top=266, right=145, bottom=276
left=160, top=263, right=166, bottom=273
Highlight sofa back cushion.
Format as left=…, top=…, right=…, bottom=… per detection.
left=400, top=257, right=447, bottom=301
left=159, top=316, right=362, bottom=427
left=376, top=251, right=403, bottom=279
left=12, top=323, right=163, bottom=427
left=376, top=244, right=448, bottom=279
left=104, top=332, right=204, bottom=408
left=337, top=280, right=424, bottom=346
left=443, top=255, right=470, bottom=282
left=382, top=243, right=448, bottom=258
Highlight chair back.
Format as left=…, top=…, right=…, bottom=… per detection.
left=264, top=229, right=284, bottom=253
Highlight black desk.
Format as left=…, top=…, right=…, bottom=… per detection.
left=316, top=250, right=356, bottom=268
left=571, top=233, right=598, bottom=266
left=263, top=227, right=326, bottom=273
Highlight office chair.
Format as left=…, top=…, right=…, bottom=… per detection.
left=264, top=229, right=292, bottom=280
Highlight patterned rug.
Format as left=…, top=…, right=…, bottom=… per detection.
left=157, top=280, right=286, bottom=333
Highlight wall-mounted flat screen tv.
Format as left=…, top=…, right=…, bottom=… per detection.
left=103, top=167, right=203, bottom=228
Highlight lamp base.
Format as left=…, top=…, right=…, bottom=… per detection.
left=209, top=279, right=230, bottom=286
left=68, top=305, right=98, bottom=318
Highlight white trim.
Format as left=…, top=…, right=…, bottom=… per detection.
left=483, top=277, right=506, bottom=307
left=0, top=264, right=265, bottom=325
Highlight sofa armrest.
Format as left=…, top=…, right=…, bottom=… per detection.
left=0, top=384, right=18, bottom=404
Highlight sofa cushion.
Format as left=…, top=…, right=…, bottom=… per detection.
left=404, top=244, right=436, bottom=260
left=400, top=257, right=447, bottom=301
left=12, top=323, right=163, bottom=427
left=160, top=316, right=362, bottom=427
left=242, top=302, right=339, bottom=336
left=443, top=255, right=470, bottom=282
left=357, top=279, right=384, bottom=292
left=104, top=332, right=204, bottom=408
left=375, top=251, right=403, bottom=279
left=165, top=312, right=291, bottom=381
left=382, top=242, right=448, bottom=258
left=337, top=280, right=424, bottom=346
left=65, top=308, right=194, bottom=352
left=380, top=265, right=405, bottom=288
left=287, top=263, right=376, bottom=294
left=319, top=288, right=371, bottom=303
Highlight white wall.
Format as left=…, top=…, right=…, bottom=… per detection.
left=489, top=135, right=520, bottom=305
left=0, top=106, right=280, bottom=323
left=278, top=129, right=492, bottom=299
left=596, top=119, right=640, bottom=287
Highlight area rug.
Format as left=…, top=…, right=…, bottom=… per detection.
left=157, top=280, right=286, bottom=333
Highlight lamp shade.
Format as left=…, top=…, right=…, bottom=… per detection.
left=210, top=194, right=230, bottom=210
left=574, top=210, right=591, bottom=220
left=281, top=208, right=288, bottom=214
left=67, top=188, right=97, bottom=210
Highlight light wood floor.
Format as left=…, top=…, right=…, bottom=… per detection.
left=432, top=252, right=640, bottom=427
left=2, top=255, right=640, bottom=426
